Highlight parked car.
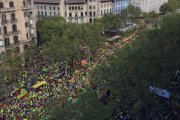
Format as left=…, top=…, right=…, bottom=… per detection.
left=118, top=23, right=139, bottom=33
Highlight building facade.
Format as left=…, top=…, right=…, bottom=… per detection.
left=112, top=0, right=129, bottom=14
left=130, top=0, right=168, bottom=13
left=34, top=0, right=113, bottom=23
left=0, top=0, right=36, bottom=59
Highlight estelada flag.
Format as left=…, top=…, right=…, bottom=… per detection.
left=81, top=59, right=87, bottom=66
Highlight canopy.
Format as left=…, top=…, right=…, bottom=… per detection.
left=32, top=81, right=47, bottom=89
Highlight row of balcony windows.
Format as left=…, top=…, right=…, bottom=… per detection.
left=0, top=1, right=31, bottom=9
left=1, top=19, right=18, bottom=25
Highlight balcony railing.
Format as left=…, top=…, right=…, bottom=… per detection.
left=3, top=32, right=10, bottom=37
left=4, top=44, right=10, bottom=48
left=0, top=7, right=16, bottom=13
left=10, top=18, right=18, bottom=23
left=14, top=41, right=20, bottom=46
left=1, top=20, right=9, bottom=25
left=21, top=6, right=31, bottom=10
left=12, top=30, right=20, bottom=35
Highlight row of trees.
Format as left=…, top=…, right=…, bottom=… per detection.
left=49, top=13, right=180, bottom=120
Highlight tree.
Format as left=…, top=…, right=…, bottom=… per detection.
left=119, top=5, right=142, bottom=23
left=160, top=3, right=175, bottom=15
left=146, top=11, right=159, bottom=28
left=50, top=14, right=180, bottom=119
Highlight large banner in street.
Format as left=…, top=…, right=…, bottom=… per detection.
left=149, top=86, right=171, bottom=99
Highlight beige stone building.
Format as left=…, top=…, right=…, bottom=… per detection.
left=0, top=0, right=36, bottom=59
left=130, top=0, right=168, bottom=13
left=34, top=0, right=113, bottom=23
left=100, top=0, right=112, bottom=16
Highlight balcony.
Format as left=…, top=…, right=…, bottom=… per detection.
left=3, top=32, right=10, bottom=37
left=14, top=41, right=21, bottom=46
left=1, top=20, right=9, bottom=25
left=28, top=14, right=33, bottom=19
left=21, top=6, right=31, bottom=10
left=12, top=30, right=20, bottom=35
left=10, top=18, right=18, bottom=23
left=0, top=7, right=16, bottom=13
left=4, top=44, right=10, bottom=48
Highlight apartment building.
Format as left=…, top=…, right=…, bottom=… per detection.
left=34, top=0, right=113, bottom=23
left=65, top=0, right=89, bottom=23
left=0, top=0, right=36, bottom=59
left=34, top=0, right=64, bottom=20
left=130, top=0, right=168, bottom=13
left=100, top=0, right=113, bottom=16
left=112, top=0, right=129, bottom=14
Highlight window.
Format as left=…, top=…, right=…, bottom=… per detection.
left=12, top=24, right=17, bottom=32
left=58, top=7, right=59, bottom=10
left=72, top=6, right=74, bottom=10
left=38, top=11, right=40, bottom=15
left=81, top=12, right=83, bottom=17
left=78, top=6, right=80, bottom=10
left=24, top=12, right=27, bottom=17
left=89, top=12, right=92, bottom=17
left=23, top=0, right=26, bottom=6
left=24, top=44, right=28, bottom=50
left=75, top=7, right=77, bottom=10
left=13, top=36, right=19, bottom=44
left=54, top=12, right=56, bottom=16
left=2, top=14, right=7, bottom=22
left=89, top=18, right=92, bottom=23
left=75, top=12, right=77, bottom=17
left=0, top=2, right=4, bottom=8
left=45, top=12, right=47, bottom=16
left=9, top=1, right=14, bottom=8
left=93, top=6, right=95, bottom=9
left=4, top=38, right=10, bottom=47
left=69, top=6, right=71, bottom=10
left=3, top=26, right=7, bottom=34
left=69, top=13, right=72, bottom=17
left=89, top=6, right=92, bottom=9
left=85, top=12, right=87, bottom=16
left=26, top=33, right=29, bottom=39
left=37, top=6, right=39, bottom=9
left=44, top=6, right=46, bottom=9
left=54, top=7, right=55, bottom=10
left=11, top=13, right=16, bottom=21
left=93, top=12, right=96, bottom=16
left=25, top=22, right=28, bottom=28
left=50, top=7, right=51, bottom=10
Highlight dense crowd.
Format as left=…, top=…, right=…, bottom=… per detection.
left=0, top=48, right=102, bottom=119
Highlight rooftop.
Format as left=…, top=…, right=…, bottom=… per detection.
left=66, top=0, right=86, bottom=4
left=33, top=0, right=60, bottom=4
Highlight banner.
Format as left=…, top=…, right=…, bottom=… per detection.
left=149, top=86, right=171, bottom=99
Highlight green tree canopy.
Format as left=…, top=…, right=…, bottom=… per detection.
left=50, top=14, right=180, bottom=120
left=160, top=3, right=175, bottom=15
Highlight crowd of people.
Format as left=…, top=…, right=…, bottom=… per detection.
left=0, top=48, right=102, bottom=119
left=0, top=31, right=138, bottom=119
